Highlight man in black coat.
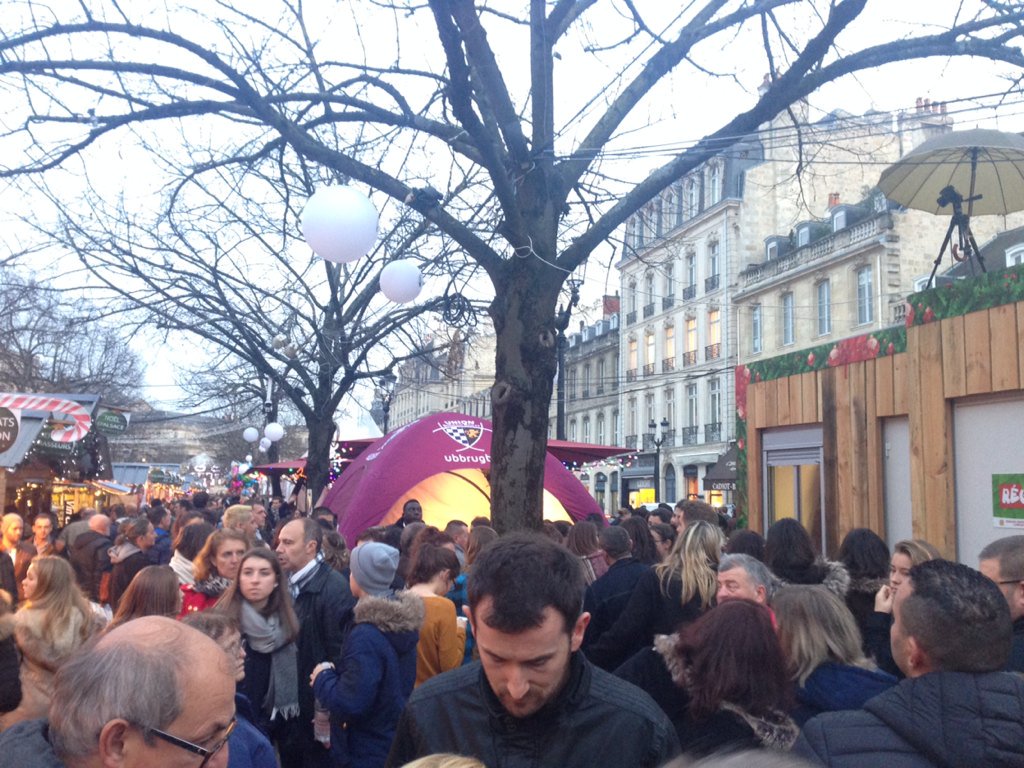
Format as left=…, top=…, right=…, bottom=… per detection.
left=794, top=559, right=1024, bottom=767
left=581, top=526, right=648, bottom=651
left=387, top=533, right=679, bottom=768
left=979, top=534, right=1024, bottom=672
left=69, top=515, right=113, bottom=603
left=276, top=517, right=356, bottom=768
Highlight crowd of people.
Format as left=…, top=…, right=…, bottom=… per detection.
left=0, top=493, right=1020, bottom=768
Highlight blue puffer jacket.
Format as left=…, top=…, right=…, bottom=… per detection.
left=312, top=591, right=423, bottom=768
left=228, top=692, right=277, bottom=768
left=792, top=661, right=897, bottom=726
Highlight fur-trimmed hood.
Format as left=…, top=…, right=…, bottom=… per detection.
left=15, top=607, right=97, bottom=671
left=775, top=558, right=850, bottom=598
left=354, top=590, right=424, bottom=635
left=0, top=613, right=15, bottom=644
left=653, top=633, right=799, bottom=750
left=847, top=575, right=887, bottom=597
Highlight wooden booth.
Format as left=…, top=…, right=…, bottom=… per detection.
left=737, top=263, right=1024, bottom=560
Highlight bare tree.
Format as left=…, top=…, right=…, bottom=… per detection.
left=2, top=1, right=1023, bottom=530
left=0, top=270, right=144, bottom=405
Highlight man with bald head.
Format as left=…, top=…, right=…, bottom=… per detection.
left=69, top=515, right=113, bottom=604
left=0, top=616, right=237, bottom=767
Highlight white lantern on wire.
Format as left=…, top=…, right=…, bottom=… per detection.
left=242, top=427, right=260, bottom=443
left=258, top=437, right=272, bottom=452
left=301, top=186, right=379, bottom=263
left=379, top=259, right=423, bottom=303
left=264, top=422, right=285, bottom=442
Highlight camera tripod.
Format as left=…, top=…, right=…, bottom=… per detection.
left=926, top=185, right=985, bottom=288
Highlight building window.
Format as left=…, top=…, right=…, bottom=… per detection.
left=766, top=241, right=778, bottom=260
left=685, top=253, right=696, bottom=290
left=582, top=416, right=591, bottom=443
left=1007, top=246, right=1024, bottom=267
left=645, top=393, right=655, bottom=426
left=645, top=331, right=655, bottom=372
left=782, top=292, right=795, bottom=346
left=665, top=387, right=675, bottom=426
left=596, top=413, right=606, bottom=444
left=817, top=280, right=832, bottom=336
left=709, top=377, right=721, bottom=424
left=686, top=383, right=698, bottom=427
left=628, top=338, right=638, bottom=372
left=664, top=262, right=675, bottom=296
left=686, top=317, right=697, bottom=357
left=797, top=226, right=810, bottom=247
left=597, top=357, right=606, bottom=391
left=857, top=266, right=874, bottom=324
left=752, top=304, right=762, bottom=354
left=628, top=280, right=638, bottom=313
left=628, top=398, right=637, bottom=439
left=583, top=364, right=591, bottom=395
left=665, top=325, right=675, bottom=359
left=674, top=184, right=684, bottom=227
left=708, top=309, right=720, bottom=345
left=654, top=199, right=663, bottom=237
left=568, top=367, right=577, bottom=399
left=569, top=419, right=577, bottom=441
left=708, top=241, right=719, bottom=279
left=612, top=409, right=620, bottom=444
left=832, top=209, right=847, bottom=232
left=708, top=166, right=721, bottom=205
left=686, top=179, right=699, bottom=217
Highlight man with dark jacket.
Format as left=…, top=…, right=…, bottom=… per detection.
left=386, top=533, right=679, bottom=768
left=582, top=526, right=648, bottom=651
left=144, top=505, right=172, bottom=565
left=68, top=515, right=113, bottom=603
left=794, top=559, right=1024, bottom=767
left=276, top=517, right=356, bottom=768
left=979, top=534, right=1024, bottom=672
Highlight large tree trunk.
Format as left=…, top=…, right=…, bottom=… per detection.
left=305, top=413, right=336, bottom=506
left=488, top=258, right=563, bottom=534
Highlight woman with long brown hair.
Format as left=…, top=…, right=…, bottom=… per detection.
left=106, top=565, right=182, bottom=630
left=178, top=528, right=248, bottom=617
left=0, top=556, right=102, bottom=729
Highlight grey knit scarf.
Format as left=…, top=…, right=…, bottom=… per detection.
left=239, top=601, right=299, bottom=721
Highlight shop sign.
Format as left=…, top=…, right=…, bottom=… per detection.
left=993, top=474, right=1024, bottom=528
left=0, top=407, right=19, bottom=453
left=95, top=408, right=130, bottom=435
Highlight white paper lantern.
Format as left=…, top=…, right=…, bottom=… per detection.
left=242, top=427, right=259, bottom=443
left=258, top=437, right=272, bottom=452
left=238, top=463, right=250, bottom=474
left=379, top=259, right=422, bottom=303
left=301, top=186, right=379, bottom=263
left=245, top=454, right=253, bottom=463
left=264, top=422, right=285, bottom=442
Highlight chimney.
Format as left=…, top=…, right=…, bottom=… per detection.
left=828, top=192, right=841, bottom=208
left=916, top=97, right=923, bottom=112
left=603, top=294, right=621, bottom=317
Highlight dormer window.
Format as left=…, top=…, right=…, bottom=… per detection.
left=832, top=209, right=847, bottom=232
left=1006, top=245, right=1024, bottom=267
left=766, top=241, right=778, bottom=260
left=797, top=226, right=811, bottom=247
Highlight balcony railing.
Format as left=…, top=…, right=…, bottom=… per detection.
left=625, top=434, right=638, bottom=449
left=626, top=368, right=637, bottom=382
left=662, top=357, right=675, bottom=373
left=680, top=426, right=699, bottom=445
left=682, top=350, right=697, bottom=367
left=642, top=363, right=656, bottom=377
left=568, top=390, right=577, bottom=401
left=682, top=284, right=696, bottom=300
left=705, top=274, right=720, bottom=292
left=581, top=388, right=590, bottom=398
left=740, top=215, right=886, bottom=289
left=705, top=421, right=722, bottom=442
left=626, top=310, right=637, bottom=325
left=643, top=302, right=655, bottom=318
left=596, top=385, right=605, bottom=395
left=891, top=300, right=908, bottom=324
left=705, top=342, right=721, bottom=361
left=662, top=296, right=675, bottom=310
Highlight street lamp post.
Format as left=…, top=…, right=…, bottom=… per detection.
left=649, top=417, right=669, bottom=504
left=377, top=372, right=398, bottom=434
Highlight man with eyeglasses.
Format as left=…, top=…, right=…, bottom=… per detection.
left=979, top=534, right=1024, bottom=672
left=0, top=615, right=236, bottom=768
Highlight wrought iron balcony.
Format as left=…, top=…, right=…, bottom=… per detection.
left=596, top=385, right=605, bottom=395
left=662, top=357, right=675, bottom=373
left=642, top=363, right=656, bottom=377
left=680, top=426, right=699, bottom=445
left=626, top=310, right=637, bottom=325
left=643, top=302, right=655, bottom=318
left=581, top=388, right=590, bottom=398
left=705, top=274, right=720, bottom=292
left=705, top=421, right=722, bottom=442
left=662, top=296, right=675, bottom=310
left=705, top=343, right=721, bottom=361
left=625, top=434, right=637, bottom=449
left=682, top=284, right=696, bottom=300
left=682, top=350, right=697, bottom=367
left=626, top=368, right=637, bottom=382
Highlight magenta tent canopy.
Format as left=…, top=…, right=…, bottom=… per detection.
left=321, top=412, right=603, bottom=545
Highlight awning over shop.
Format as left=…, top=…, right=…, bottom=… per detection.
left=0, top=417, right=46, bottom=469
left=112, top=463, right=151, bottom=486
left=333, top=436, right=629, bottom=468
left=703, top=443, right=739, bottom=491
left=89, top=479, right=133, bottom=495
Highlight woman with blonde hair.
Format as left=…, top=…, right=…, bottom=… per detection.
left=0, top=556, right=102, bottom=729
left=587, top=520, right=723, bottom=671
left=401, top=756, right=486, bottom=768
left=773, top=585, right=896, bottom=725
left=864, top=538, right=942, bottom=677
left=178, top=528, right=248, bottom=617
left=106, top=565, right=182, bottom=630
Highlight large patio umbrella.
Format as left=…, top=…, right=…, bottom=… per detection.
left=878, top=128, right=1024, bottom=284
left=320, top=412, right=603, bottom=544
left=878, top=128, right=1024, bottom=216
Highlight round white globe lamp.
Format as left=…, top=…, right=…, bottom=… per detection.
left=242, top=427, right=260, bottom=443
left=380, top=259, right=422, bottom=303
left=301, top=186, right=379, bottom=263
left=264, top=422, right=285, bottom=442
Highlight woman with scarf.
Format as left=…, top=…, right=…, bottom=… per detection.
left=178, top=528, right=247, bottom=617
left=107, top=517, right=157, bottom=611
left=0, top=556, right=102, bottom=730
left=214, top=548, right=300, bottom=741
left=169, top=520, right=214, bottom=586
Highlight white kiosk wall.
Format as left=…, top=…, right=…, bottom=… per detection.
left=954, top=393, right=1024, bottom=564
left=882, top=417, right=913, bottom=548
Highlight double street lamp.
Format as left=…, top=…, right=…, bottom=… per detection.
left=649, top=417, right=669, bottom=504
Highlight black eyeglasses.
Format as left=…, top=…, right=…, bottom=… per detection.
left=140, top=717, right=236, bottom=767
left=997, top=579, right=1023, bottom=586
